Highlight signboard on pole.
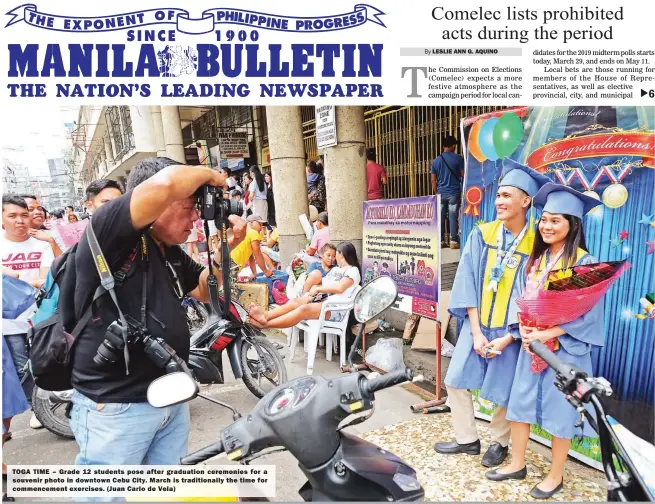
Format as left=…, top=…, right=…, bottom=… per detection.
left=362, top=195, right=440, bottom=319
left=218, top=131, right=249, bottom=158
left=315, top=105, right=337, bottom=149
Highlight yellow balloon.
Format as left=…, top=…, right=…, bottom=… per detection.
left=583, top=190, right=601, bottom=214
left=602, top=184, right=628, bottom=209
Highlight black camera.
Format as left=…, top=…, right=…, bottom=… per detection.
left=196, top=185, right=243, bottom=223
left=94, top=319, right=187, bottom=374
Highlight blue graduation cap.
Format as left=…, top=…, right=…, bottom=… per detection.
left=533, top=183, right=602, bottom=219
left=498, top=159, right=551, bottom=197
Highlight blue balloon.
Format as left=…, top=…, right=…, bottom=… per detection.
left=478, top=118, right=499, bottom=161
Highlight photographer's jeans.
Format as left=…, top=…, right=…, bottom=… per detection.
left=70, top=390, right=190, bottom=500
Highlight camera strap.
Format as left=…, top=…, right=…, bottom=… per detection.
left=85, top=222, right=148, bottom=375
left=204, top=219, right=224, bottom=317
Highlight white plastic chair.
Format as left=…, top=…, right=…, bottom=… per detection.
left=289, top=286, right=362, bottom=375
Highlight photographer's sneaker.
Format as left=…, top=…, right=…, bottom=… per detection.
left=29, top=413, right=43, bottom=430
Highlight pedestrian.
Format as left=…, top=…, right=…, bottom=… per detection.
left=264, top=173, right=276, bottom=227
left=248, top=166, right=268, bottom=222
left=21, top=194, right=63, bottom=258
left=67, top=157, right=246, bottom=469
left=2, top=194, right=56, bottom=430
left=3, top=335, right=31, bottom=501
left=242, top=173, right=253, bottom=216
left=230, top=214, right=274, bottom=283
left=306, top=161, right=326, bottom=213
left=185, top=221, right=200, bottom=262
left=431, top=135, right=465, bottom=249
left=301, top=212, right=330, bottom=265
left=83, top=179, right=124, bottom=215
left=487, top=185, right=603, bottom=499
left=433, top=161, right=550, bottom=469
left=366, top=148, right=387, bottom=200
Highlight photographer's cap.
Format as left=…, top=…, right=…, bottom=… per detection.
left=247, top=214, right=267, bottom=223
left=533, top=183, right=601, bottom=219
left=499, top=159, right=551, bottom=197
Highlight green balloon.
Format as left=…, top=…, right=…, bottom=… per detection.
left=492, top=113, right=524, bottom=158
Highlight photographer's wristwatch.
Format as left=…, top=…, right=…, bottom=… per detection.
left=211, top=258, right=222, bottom=271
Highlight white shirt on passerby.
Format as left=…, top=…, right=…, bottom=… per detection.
left=249, top=180, right=268, bottom=200
left=2, top=233, right=54, bottom=334
left=322, top=266, right=361, bottom=298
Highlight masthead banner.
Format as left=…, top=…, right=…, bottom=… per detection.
left=5, top=4, right=386, bottom=34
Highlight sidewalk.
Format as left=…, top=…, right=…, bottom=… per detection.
left=362, top=413, right=607, bottom=502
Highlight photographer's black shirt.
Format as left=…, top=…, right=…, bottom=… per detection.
left=71, top=191, right=204, bottom=403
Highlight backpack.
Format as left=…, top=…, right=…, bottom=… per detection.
left=27, top=224, right=141, bottom=391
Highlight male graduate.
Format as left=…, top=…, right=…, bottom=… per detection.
left=434, top=159, right=551, bottom=468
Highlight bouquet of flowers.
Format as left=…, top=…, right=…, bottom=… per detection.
left=516, top=260, right=630, bottom=373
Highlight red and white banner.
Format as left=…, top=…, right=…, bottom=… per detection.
left=526, top=132, right=655, bottom=170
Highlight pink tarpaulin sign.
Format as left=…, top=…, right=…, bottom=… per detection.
left=56, top=220, right=88, bottom=248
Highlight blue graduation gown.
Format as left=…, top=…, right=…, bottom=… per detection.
left=506, top=254, right=605, bottom=439
left=445, top=221, right=531, bottom=409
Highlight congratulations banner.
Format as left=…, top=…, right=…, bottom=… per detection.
left=5, top=4, right=386, bottom=34
left=526, top=131, right=655, bottom=170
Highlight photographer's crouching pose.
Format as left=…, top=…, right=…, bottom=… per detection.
left=69, top=157, right=246, bottom=468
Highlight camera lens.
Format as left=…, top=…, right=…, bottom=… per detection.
left=225, top=199, right=244, bottom=217
left=93, top=339, right=122, bottom=366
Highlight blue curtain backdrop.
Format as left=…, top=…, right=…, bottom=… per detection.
left=459, top=106, right=655, bottom=405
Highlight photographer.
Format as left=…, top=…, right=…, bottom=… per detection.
left=69, top=157, right=246, bottom=467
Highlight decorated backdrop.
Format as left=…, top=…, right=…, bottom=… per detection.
left=459, top=106, right=655, bottom=466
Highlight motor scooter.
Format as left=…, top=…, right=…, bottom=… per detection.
left=148, top=276, right=426, bottom=502
left=530, top=340, right=654, bottom=502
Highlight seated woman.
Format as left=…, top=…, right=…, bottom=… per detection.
left=300, top=212, right=329, bottom=266
left=261, top=226, right=280, bottom=270
left=486, top=184, right=604, bottom=500
left=302, top=243, right=337, bottom=294
left=247, top=242, right=360, bottom=329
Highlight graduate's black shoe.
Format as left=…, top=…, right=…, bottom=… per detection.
left=481, top=442, right=509, bottom=467
left=434, top=439, right=481, bottom=455
left=485, top=466, right=527, bottom=481
left=530, top=480, right=564, bottom=499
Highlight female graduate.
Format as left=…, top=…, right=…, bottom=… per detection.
left=485, top=184, right=604, bottom=499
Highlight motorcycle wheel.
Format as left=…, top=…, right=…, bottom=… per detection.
left=31, top=387, right=74, bottom=439
left=240, top=336, right=288, bottom=399
left=187, top=300, right=209, bottom=334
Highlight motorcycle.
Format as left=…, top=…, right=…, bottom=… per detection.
left=31, top=294, right=287, bottom=439
left=184, top=295, right=210, bottom=334
left=188, top=294, right=287, bottom=399
left=147, top=276, right=426, bottom=502
left=529, top=340, right=654, bottom=502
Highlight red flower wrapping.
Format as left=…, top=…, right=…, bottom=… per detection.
left=516, top=261, right=630, bottom=374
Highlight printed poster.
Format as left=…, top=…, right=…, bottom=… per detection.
left=362, top=196, right=439, bottom=320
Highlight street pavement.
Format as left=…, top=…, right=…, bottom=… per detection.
left=3, top=331, right=421, bottom=502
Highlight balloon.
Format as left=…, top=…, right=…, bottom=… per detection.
left=493, top=113, right=524, bottom=158
left=602, top=184, right=628, bottom=209
left=478, top=118, right=499, bottom=161
left=583, top=190, right=602, bottom=214
left=468, top=121, right=486, bottom=163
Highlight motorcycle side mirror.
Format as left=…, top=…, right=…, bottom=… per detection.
left=354, top=276, right=398, bottom=323
left=147, top=372, right=199, bottom=408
